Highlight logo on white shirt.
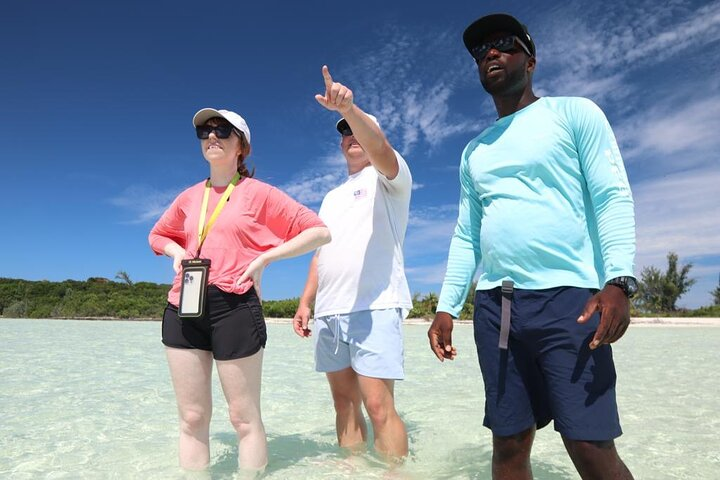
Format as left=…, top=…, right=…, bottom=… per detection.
left=353, top=188, right=367, bottom=200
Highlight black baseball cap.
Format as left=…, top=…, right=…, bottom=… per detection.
left=463, top=13, right=535, bottom=57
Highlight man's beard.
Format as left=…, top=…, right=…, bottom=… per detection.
left=480, top=66, right=527, bottom=97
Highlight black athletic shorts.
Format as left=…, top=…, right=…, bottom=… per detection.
left=162, top=285, right=267, bottom=360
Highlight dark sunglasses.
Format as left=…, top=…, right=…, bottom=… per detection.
left=196, top=124, right=237, bottom=139
left=470, top=35, right=532, bottom=63
left=339, top=126, right=353, bottom=137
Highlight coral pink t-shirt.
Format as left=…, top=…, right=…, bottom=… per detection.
left=149, top=177, right=325, bottom=306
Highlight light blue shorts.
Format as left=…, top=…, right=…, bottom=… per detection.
left=314, top=308, right=404, bottom=380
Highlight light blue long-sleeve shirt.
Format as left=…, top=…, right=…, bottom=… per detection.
left=437, top=97, right=636, bottom=317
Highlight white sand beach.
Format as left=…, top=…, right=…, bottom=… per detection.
left=626, top=317, right=720, bottom=327
left=265, top=317, right=720, bottom=327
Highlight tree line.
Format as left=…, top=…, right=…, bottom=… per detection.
left=0, top=275, right=313, bottom=320
left=1, top=252, right=718, bottom=320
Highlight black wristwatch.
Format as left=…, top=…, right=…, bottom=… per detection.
left=605, top=276, right=638, bottom=298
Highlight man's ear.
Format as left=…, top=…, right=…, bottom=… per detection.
left=526, top=56, right=536, bottom=74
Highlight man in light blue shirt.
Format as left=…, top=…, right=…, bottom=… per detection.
left=428, top=13, right=636, bottom=479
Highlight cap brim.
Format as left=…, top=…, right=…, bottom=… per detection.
left=463, top=13, right=534, bottom=55
left=193, top=108, right=223, bottom=127
left=335, top=114, right=380, bottom=134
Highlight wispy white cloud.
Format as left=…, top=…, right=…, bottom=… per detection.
left=340, top=26, right=482, bottom=155
left=408, top=203, right=458, bottom=225
left=618, top=93, right=720, bottom=169
left=536, top=1, right=720, bottom=103
left=281, top=172, right=345, bottom=206
left=624, top=1, right=720, bottom=63
left=323, top=1, right=720, bottom=160
left=634, top=168, right=720, bottom=266
left=405, top=262, right=450, bottom=288
left=404, top=203, right=458, bottom=260
left=690, top=264, right=720, bottom=279
left=110, top=185, right=182, bottom=224
left=278, top=149, right=347, bottom=207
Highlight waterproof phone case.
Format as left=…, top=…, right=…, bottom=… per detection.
left=178, top=258, right=211, bottom=318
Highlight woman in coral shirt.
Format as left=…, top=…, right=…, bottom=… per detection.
left=149, top=108, right=330, bottom=473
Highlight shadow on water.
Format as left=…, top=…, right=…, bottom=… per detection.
left=203, top=422, right=573, bottom=479
left=417, top=442, right=493, bottom=480
left=264, top=431, right=337, bottom=473
left=411, top=440, right=574, bottom=480
left=207, top=433, right=239, bottom=479
left=531, top=462, right=577, bottom=480
left=208, top=430, right=336, bottom=478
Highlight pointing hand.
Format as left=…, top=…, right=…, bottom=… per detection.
left=315, top=65, right=353, bottom=113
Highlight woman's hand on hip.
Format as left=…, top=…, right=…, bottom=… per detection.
left=237, top=254, right=268, bottom=300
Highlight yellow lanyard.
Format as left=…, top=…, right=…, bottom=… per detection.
left=196, top=172, right=241, bottom=256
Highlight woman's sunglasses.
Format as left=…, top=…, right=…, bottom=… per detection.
left=470, top=35, right=532, bottom=63
left=196, top=124, right=237, bottom=139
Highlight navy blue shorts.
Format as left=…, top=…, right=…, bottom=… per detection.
left=473, top=286, right=622, bottom=441
left=162, top=286, right=267, bottom=361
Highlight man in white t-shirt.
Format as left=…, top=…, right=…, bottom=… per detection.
left=293, top=65, right=412, bottom=460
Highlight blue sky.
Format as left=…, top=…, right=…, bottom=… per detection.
left=2, top=0, right=719, bottom=309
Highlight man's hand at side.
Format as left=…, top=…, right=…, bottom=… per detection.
left=577, top=285, right=631, bottom=349
left=428, top=311, right=457, bottom=361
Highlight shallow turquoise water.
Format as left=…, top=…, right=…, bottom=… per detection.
left=1, top=319, right=718, bottom=479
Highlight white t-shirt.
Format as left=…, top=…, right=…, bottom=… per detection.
left=314, top=151, right=413, bottom=317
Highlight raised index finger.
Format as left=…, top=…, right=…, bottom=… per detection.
left=321, top=65, right=334, bottom=90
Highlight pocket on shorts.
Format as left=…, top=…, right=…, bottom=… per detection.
left=248, top=302, right=267, bottom=349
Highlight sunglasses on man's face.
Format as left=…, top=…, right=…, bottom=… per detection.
left=339, top=126, right=353, bottom=137
left=196, top=124, right=236, bottom=139
left=470, top=35, right=531, bottom=63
